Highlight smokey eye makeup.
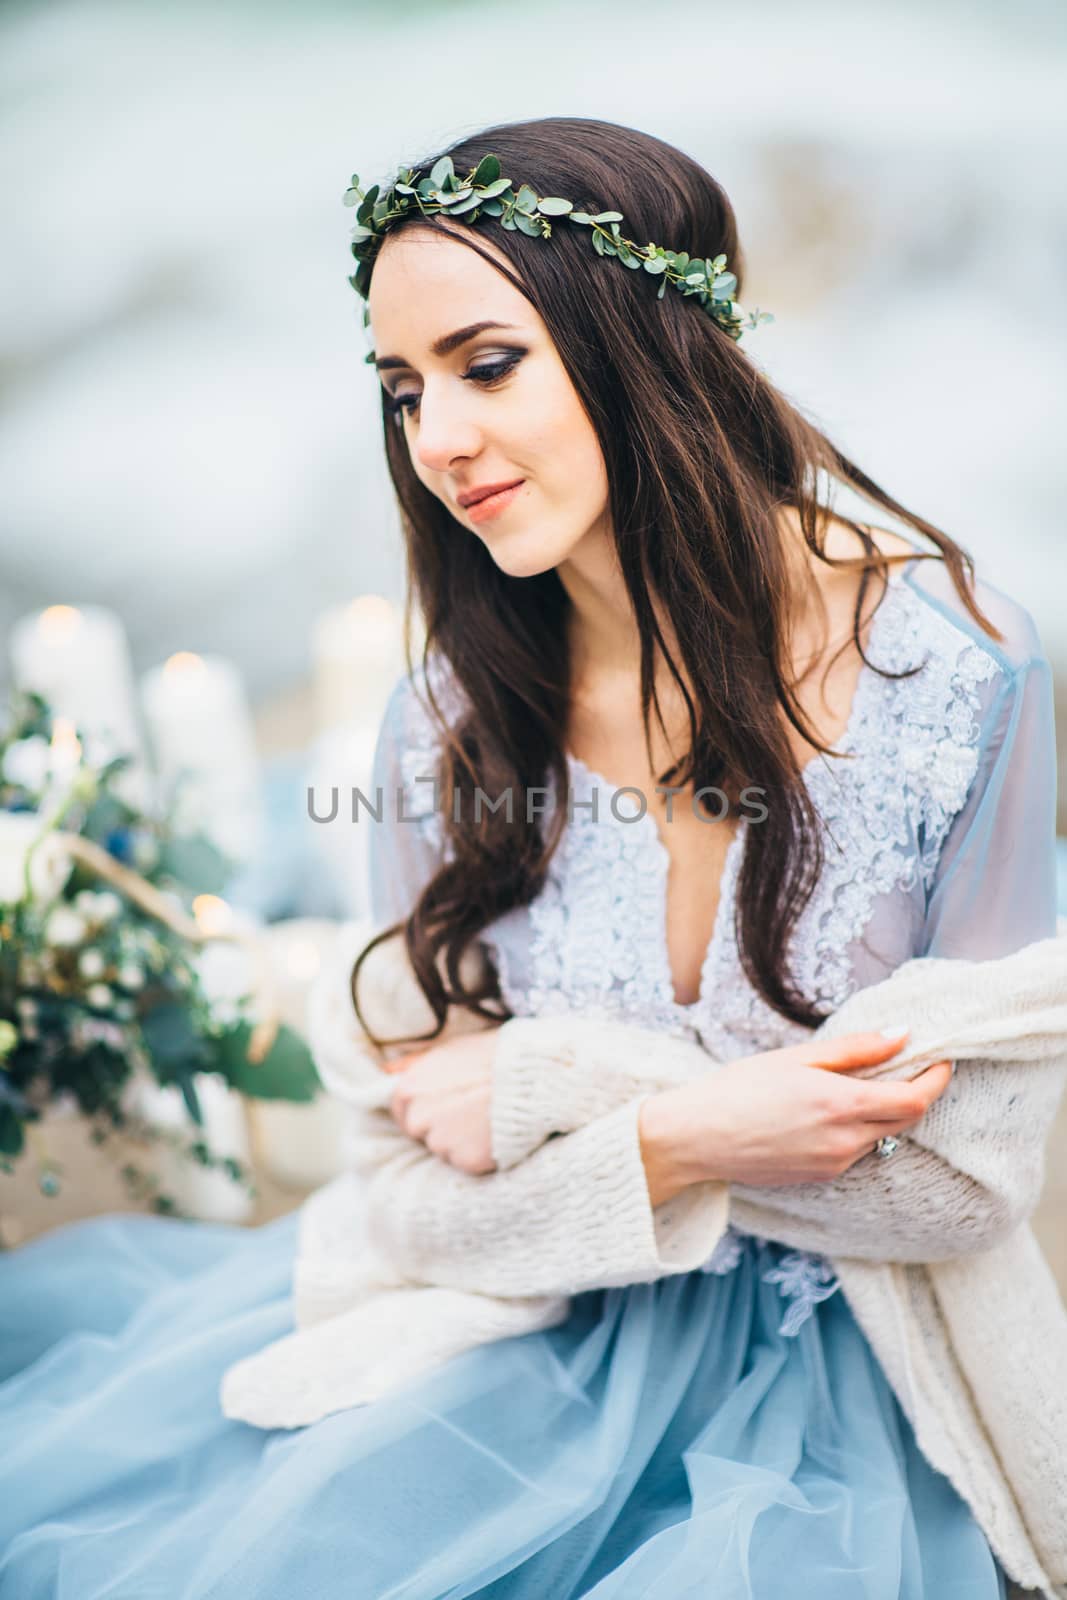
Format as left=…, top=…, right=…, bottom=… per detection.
left=382, top=349, right=526, bottom=419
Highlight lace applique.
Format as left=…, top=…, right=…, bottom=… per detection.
left=760, top=1247, right=842, bottom=1336
left=698, top=1225, right=841, bottom=1337
left=791, top=578, right=1001, bottom=1018
left=698, top=1228, right=746, bottom=1277
left=396, top=584, right=1002, bottom=1055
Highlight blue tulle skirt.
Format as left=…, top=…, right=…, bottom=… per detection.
left=0, top=1208, right=1009, bottom=1599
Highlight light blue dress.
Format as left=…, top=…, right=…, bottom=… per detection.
left=1, top=552, right=1058, bottom=1598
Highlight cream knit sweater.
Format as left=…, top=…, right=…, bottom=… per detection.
left=220, top=923, right=1067, bottom=1599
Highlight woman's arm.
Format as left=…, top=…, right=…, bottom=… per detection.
left=333, top=650, right=1062, bottom=1295
left=486, top=651, right=1065, bottom=1261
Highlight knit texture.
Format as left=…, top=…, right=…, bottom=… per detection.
left=219, top=922, right=1067, bottom=1597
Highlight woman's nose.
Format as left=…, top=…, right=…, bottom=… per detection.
left=412, top=384, right=482, bottom=474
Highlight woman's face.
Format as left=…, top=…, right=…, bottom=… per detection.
left=367, top=225, right=612, bottom=580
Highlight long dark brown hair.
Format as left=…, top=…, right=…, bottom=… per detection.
left=350, top=114, right=1003, bottom=1050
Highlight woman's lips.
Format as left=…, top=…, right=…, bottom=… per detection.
left=465, top=481, right=525, bottom=524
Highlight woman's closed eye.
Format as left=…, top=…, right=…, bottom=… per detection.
left=383, top=352, right=525, bottom=418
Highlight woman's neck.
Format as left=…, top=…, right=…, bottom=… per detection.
left=560, top=505, right=861, bottom=697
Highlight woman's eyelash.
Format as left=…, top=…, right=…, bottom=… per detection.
left=384, top=353, right=523, bottom=417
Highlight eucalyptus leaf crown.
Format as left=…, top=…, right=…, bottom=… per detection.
left=345, top=152, right=773, bottom=364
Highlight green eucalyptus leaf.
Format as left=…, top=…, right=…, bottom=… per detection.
left=416, top=177, right=435, bottom=198
left=621, top=254, right=642, bottom=269
left=212, top=1023, right=320, bottom=1102
left=393, top=182, right=417, bottom=195
left=472, top=154, right=501, bottom=186
left=569, top=211, right=594, bottom=225
left=342, top=188, right=361, bottom=208
left=349, top=224, right=374, bottom=243
left=642, top=257, right=668, bottom=275
left=600, top=240, right=618, bottom=257
left=446, top=191, right=483, bottom=216
left=514, top=184, right=538, bottom=211
left=657, top=278, right=668, bottom=299
left=141, top=1001, right=213, bottom=1078
left=591, top=231, right=606, bottom=256
left=592, top=211, right=624, bottom=223
left=349, top=173, right=361, bottom=189
left=429, top=156, right=455, bottom=188
left=477, top=177, right=512, bottom=200
left=537, top=197, right=572, bottom=216
left=513, top=213, right=541, bottom=236
left=0, top=1106, right=24, bottom=1157
left=355, top=184, right=380, bottom=225
left=176, top=1070, right=203, bottom=1127
left=437, top=186, right=473, bottom=207
left=685, top=271, right=706, bottom=285
left=480, top=198, right=505, bottom=216
left=157, top=834, right=229, bottom=894
left=500, top=214, right=517, bottom=230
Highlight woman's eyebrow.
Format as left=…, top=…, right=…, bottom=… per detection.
left=374, top=321, right=520, bottom=372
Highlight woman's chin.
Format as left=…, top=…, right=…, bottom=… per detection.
left=479, top=528, right=567, bottom=581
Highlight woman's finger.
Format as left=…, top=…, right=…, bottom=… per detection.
left=803, top=1029, right=911, bottom=1073
left=857, top=1061, right=954, bottom=1121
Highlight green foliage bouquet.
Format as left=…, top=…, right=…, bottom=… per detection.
left=0, top=690, right=320, bottom=1221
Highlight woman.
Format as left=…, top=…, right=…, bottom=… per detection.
left=0, top=117, right=1060, bottom=1598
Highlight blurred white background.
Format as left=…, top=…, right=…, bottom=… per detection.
left=2, top=0, right=1065, bottom=804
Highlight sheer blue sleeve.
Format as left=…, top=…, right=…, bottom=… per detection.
left=920, top=637, right=1058, bottom=962
left=366, top=675, right=447, bottom=928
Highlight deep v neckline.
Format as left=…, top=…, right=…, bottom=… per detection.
left=562, top=566, right=914, bottom=1018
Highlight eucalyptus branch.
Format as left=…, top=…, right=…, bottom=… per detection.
left=48, top=832, right=281, bottom=1063
left=343, top=152, right=774, bottom=354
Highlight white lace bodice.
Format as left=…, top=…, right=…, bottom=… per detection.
left=381, top=563, right=1016, bottom=1335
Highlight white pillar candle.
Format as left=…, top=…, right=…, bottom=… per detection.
left=130, top=1068, right=255, bottom=1224
left=244, top=917, right=349, bottom=1190
left=125, top=895, right=260, bottom=1222
left=140, top=652, right=265, bottom=866
left=9, top=604, right=145, bottom=801
left=311, top=593, right=408, bottom=736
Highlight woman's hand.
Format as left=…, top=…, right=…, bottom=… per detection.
left=638, top=1029, right=954, bottom=1207
left=381, top=1030, right=500, bottom=1175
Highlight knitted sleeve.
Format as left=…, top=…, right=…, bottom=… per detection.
left=309, top=929, right=732, bottom=1297
left=311, top=679, right=732, bottom=1298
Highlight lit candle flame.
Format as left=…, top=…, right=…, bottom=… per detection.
left=39, top=605, right=83, bottom=643
left=192, top=894, right=234, bottom=936
left=163, top=652, right=207, bottom=677
left=49, top=717, right=82, bottom=766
